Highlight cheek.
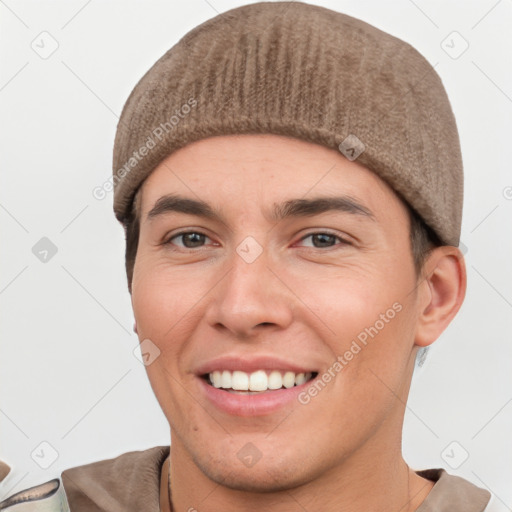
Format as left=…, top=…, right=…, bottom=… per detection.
left=300, top=266, right=417, bottom=385
left=131, top=263, right=200, bottom=421
left=297, top=266, right=403, bottom=339
left=131, top=274, right=169, bottom=338
left=130, top=260, right=216, bottom=383
left=132, top=258, right=196, bottom=339
left=331, top=295, right=417, bottom=424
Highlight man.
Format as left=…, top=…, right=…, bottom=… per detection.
left=0, top=1, right=493, bottom=511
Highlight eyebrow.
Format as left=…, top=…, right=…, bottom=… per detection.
left=146, top=193, right=375, bottom=223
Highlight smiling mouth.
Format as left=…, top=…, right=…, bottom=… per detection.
left=201, top=369, right=318, bottom=393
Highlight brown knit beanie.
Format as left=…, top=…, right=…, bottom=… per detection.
left=112, top=1, right=463, bottom=246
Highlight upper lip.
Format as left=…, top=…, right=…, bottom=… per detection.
left=194, top=355, right=317, bottom=376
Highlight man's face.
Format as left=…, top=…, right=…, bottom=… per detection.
left=131, top=134, right=423, bottom=491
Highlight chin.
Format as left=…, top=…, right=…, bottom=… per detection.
left=192, top=448, right=319, bottom=493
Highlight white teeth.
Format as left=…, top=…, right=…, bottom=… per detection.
left=283, top=371, right=295, bottom=389
left=207, top=370, right=314, bottom=391
left=249, top=370, right=268, bottom=391
left=232, top=371, right=249, bottom=391
left=211, top=370, right=222, bottom=388
left=268, top=370, right=283, bottom=390
left=295, top=372, right=306, bottom=385
left=221, top=370, right=231, bottom=389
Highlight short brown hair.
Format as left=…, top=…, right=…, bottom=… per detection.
left=122, top=187, right=442, bottom=293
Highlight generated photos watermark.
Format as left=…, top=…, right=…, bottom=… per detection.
left=92, top=97, right=197, bottom=200
left=298, top=301, right=403, bottom=405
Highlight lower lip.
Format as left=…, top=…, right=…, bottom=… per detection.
left=198, top=377, right=314, bottom=417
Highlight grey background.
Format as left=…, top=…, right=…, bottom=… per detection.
left=0, top=0, right=510, bottom=508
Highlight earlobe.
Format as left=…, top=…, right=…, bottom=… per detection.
left=414, top=246, right=467, bottom=347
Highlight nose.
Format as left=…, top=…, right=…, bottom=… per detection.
left=203, top=246, right=294, bottom=339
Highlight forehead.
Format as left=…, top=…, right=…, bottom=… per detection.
left=137, top=134, right=406, bottom=224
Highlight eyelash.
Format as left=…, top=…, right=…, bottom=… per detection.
left=163, top=230, right=351, bottom=250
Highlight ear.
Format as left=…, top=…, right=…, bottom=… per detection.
left=414, top=246, right=467, bottom=347
left=133, top=321, right=138, bottom=334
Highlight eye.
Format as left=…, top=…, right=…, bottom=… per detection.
left=296, top=232, right=350, bottom=249
left=163, top=230, right=349, bottom=250
left=165, top=231, right=212, bottom=249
